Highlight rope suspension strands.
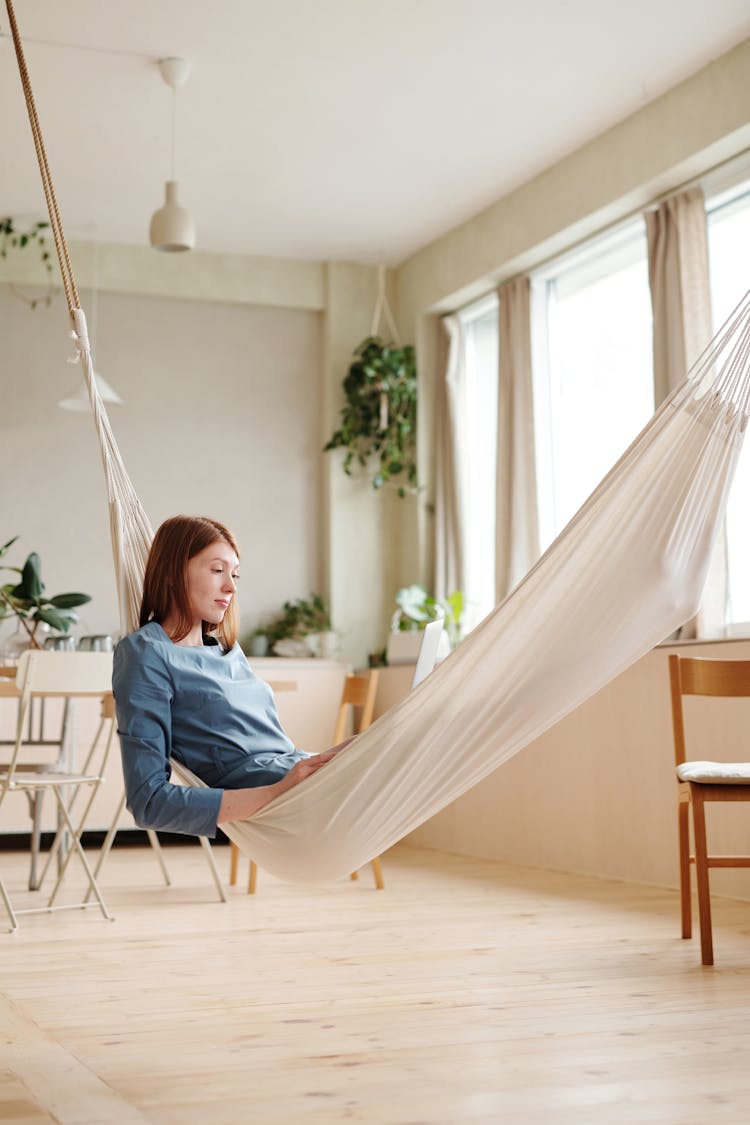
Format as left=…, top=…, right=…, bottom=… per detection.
left=4, top=0, right=79, bottom=316
left=6, top=0, right=154, bottom=633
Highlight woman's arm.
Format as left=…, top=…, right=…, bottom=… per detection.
left=217, top=747, right=340, bottom=823
left=113, top=636, right=224, bottom=837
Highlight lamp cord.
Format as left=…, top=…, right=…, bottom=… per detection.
left=171, top=85, right=177, bottom=181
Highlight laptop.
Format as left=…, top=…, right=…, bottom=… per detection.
left=411, top=618, right=445, bottom=688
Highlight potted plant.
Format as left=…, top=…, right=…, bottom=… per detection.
left=386, top=584, right=464, bottom=664
left=243, top=593, right=336, bottom=658
left=0, top=536, right=92, bottom=651
left=324, top=336, right=417, bottom=497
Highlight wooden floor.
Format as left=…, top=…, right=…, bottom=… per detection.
left=0, top=843, right=748, bottom=1125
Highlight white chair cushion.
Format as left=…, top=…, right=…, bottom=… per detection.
left=677, top=760, right=750, bottom=784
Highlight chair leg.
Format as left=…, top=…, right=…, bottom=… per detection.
left=198, top=836, right=227, bottom=903
left=350, top=870, right=359, bottom=881
left=229, top=843, right=239, bottom=886
left=146, top=829, right=172, bottom=886
left=0, top=875, right=18, bottom=932
left=690, top=786, right=713, bottom=966
left=28, top=790, right=45, bottom=891
left=678, top=797, right=691, bottom=938
left=370, top=856, right=385, bottom=890
left=248, top=861, right=258, bottom=895
left=47, top=787, right=113, bottom=922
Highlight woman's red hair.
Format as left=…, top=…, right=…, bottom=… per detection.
left=139, top=515, right=240, bottom=649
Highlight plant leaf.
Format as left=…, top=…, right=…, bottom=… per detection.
left=49, top=592, right=92, bottom=609
left=34, top=606, right=77, bottom=632
left=16, top=553, right=44, bottom=600
left=0, top=536, right=18, bottom=560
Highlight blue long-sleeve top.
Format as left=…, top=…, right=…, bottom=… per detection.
left=112, top=620, right=307, bottom=838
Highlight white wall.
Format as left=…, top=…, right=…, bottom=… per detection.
left=0, top=285, right=323, bottom=645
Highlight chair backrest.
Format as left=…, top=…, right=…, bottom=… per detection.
left=668, top=654, right=750, bottom=767
left=16, top=650, right=115, bottom=696
left=333, top=670, right=380, bottom=744
left=5, top=651, right=115, bottom=787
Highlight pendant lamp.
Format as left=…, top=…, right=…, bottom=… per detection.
left=149, top=57, right=195, bottom=252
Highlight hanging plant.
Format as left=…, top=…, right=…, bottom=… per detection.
left=0, top=217, right=55, bottom=309
left=324, top=336, right=417, bottom=497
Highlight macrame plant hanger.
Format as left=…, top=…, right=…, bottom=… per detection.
left=370, top=261, right=400, bottom=431
left=5, top=0, right=153, bottom=637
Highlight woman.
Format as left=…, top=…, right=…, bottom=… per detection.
left=113, top=515, right=338, bottom=839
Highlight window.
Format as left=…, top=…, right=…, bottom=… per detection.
left=452, top=168, right=749, bottom=636
left=707, top=183, right=750, bottom=628
left=460, top=295, right=498, bottom=629
left=532, top=222, right=654, bottom=550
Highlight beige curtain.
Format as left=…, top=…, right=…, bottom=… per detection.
left=646, top=187, right=713, bottom=406
left=646, top=187, right=725, bottom=636
left=495, top=276, right=539, bottom=601
left=434, top=315, right=469, bottom=601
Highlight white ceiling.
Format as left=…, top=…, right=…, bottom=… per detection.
left=2, top=1, right=749, bottom=263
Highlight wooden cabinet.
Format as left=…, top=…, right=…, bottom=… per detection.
left=247, top=658, right=349, bottom=752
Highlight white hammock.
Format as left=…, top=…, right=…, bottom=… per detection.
left=7, top=0, right=750, bottom=883
left=78, top=288, right=750, bottom=883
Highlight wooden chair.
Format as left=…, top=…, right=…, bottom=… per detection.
left=668, top=654, right=750, bottom=965
left=228, top=677, right=298, bottom=894
left=230, top=669, right=384, bottom=892
left=336, top=671, right=384, bottom=890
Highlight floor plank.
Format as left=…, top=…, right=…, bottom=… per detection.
left=0, top=843, right=748, bottom=1124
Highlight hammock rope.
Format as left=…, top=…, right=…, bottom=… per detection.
left=5, top=0, right=154, bottom=636
left=5, top=0, right=79, bottom=315
left=7, top=0, right=750, bottom=883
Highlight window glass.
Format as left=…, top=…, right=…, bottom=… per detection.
left=461, top=296, right=498, bottom=629
left=534, top=222, right=654, bottom=548
left=707, top=187, right=750, bottom=628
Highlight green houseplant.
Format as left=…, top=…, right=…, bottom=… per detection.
left=324, top=336, right=417, bottom=496
left=244, top=593, right=334, bottom=657
left=0, top=536, right=91, bottom=649
left=391, top=584, right=465, bottom=648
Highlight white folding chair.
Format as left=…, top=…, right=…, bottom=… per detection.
left=0, top=651, right=117, bottom=931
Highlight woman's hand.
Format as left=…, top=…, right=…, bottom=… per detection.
left=275, top=749, right=339, bottom=795
left=217, top=749, right=340, bottom=824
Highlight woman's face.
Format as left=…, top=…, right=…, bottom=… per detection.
left=184, top=539, right=240, bottom=627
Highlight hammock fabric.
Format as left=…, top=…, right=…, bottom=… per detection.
left=7, top=0, right=750, bottom=882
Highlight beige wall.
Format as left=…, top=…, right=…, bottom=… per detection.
left=396, top=38, right=750, bottom=322
left=407, top=640, right=750, bottom=901
left=0, top=283, right=324, bottom=645
left=0, top=244, right=405, bottom=666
